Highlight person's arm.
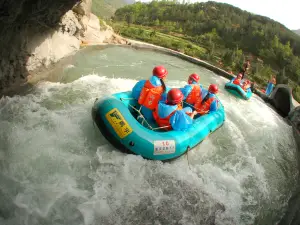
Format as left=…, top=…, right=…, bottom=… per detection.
left=209, top=99, right=219, bottom=112
left=182, top=107, right=197, bottom=118
left=160, top=92, right=168, bottom=102
left=132, top=80, right=146, bottom=100
left=189, top=110, right=198, bottom=119
left=180, top=85, right=192, bottom=100
left=169, top=110, right=193, bottom=131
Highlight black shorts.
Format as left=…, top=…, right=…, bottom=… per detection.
left=239, top=68, right=246, bottom=74
left=239, top=69, right=246, bottom=79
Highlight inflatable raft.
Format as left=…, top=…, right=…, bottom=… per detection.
left=92, top=91, right=225, bottom=161
left=224, top=81, right=252, bottom=100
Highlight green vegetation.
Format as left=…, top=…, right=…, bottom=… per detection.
left=92, top=0, right=134, bottom=19
left=113, top=23, right=207, bottom=58
left=111, top=0, right=300, bottom=101
left=98, top=17, right=108, bottom=31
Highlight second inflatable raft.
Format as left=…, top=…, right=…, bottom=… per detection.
left=225, top=80, right=252, bottom=100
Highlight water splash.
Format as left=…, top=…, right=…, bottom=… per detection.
left=0, top=72, right=298, bottom=225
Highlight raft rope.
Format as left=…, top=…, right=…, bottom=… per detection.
left=120, top=97, right=172, bottom=131
left=127, top=103, right=153, bottom=130
left=120, top=97, right=204, bottom=171
left=119, top=97, right=214, bottom=130
left=120, top=96, right=219, bottom=134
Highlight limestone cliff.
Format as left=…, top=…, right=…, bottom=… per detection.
left=0, top=0, right=127, bottom=95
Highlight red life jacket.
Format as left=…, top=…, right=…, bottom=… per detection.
left=185, top=85, right=201, bottom=105
left=233, top=78, right=241, bottom=85
left=194, top=94, right=216, bottom=115
left=138, top=80, right=164, bottom=110
left=153, top=104, right=183, bottom=131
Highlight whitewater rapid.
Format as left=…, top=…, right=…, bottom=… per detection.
left=0, top=46, right=298, bottom=225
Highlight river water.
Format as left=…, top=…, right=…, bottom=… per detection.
left=0, top=45, right=298, bottom=225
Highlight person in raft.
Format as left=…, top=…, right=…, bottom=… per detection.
left=153, top=88, right=198, bottom=131
left=180, top=73, right=206, bottom=105
left=241, top=80, right=252, bottom=91
left=194, top=84, right=219, bottom=115
left=132, top=65, right=168, bottom=121
left=232, top=73, right=243, bottom=85
left=160, top=73, right=204, bottom=103
left=232, top=73, right=252, bottom=90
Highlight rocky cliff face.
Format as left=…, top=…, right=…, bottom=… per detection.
left=289, top=106, right=300, bottom=132
left=0, top=0, right=127, bottom=95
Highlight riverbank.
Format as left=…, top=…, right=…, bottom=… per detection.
left=3, top=32, right=299, bottom=111
left=37, top=36, right=300, bottom=133
left=0, top=38, right=233, bottom=98
left=0, top=0, right=132, bottom=98
left=124, top=39, right=300, bottom=108
left=0, top=22, right=129, bottom=98
left=126, top=39, right=235, bottom=80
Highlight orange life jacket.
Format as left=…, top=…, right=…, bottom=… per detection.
left=138, top=80, right=164, bottom=110
left=233, top=78, right=241, bottom=85
left=242, top=82, right=250, bottom=90
left=194, top=94, right=216, bottom=115
left=153, top=104, right=183, bottom=131
left=185, top=85, right=201, bottom=105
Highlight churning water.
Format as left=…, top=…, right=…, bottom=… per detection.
left=0, top=46, right=298, bottom=225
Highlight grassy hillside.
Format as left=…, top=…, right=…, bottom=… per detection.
left=112, top=1, right=300, bottom=101
left=92, top=0, right=134, bottom=19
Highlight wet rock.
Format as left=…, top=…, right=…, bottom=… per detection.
left=0, top=0, right=118, bottom=95
left=80, top=14, right=114, bottom=44
left=289, top=106, right=300, bottom=131
left=73, top=0, right=92, bottom=16
left=59, top=10, right=83, bottom=36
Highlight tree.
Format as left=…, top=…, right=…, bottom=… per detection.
left=126, top=14, right=134, bottom=26
left=113, top=1, right=300, bottom=101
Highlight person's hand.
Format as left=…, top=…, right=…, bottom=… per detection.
left=192, top=111, right=198, bottom=116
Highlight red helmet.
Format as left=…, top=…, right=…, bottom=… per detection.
left=208, top=84, right=218, bottom=94
left=188, top=73, right=200, bottom=84
left=167, top=88, right=184, bottom=105
left=153, top=66, right=168, bottom=79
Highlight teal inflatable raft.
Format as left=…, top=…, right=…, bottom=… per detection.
left=92, top=91, right=225, bottom=161
left=225, top=81, right=252, bottom=100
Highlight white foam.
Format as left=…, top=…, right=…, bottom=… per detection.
left=0, top=74, right=298, bottom=225
left=65, top=64, right=75, bottom=69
